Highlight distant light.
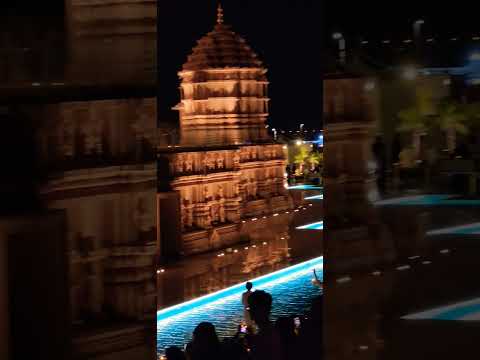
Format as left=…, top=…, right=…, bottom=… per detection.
left=361, top=40, right=369, bottom=45
left=382, top=40, right=391, bottom=44
left=282, top=145, right=288, bottom=150
left=332, top=32, right=343, bottom=40
left=415, top=19, right=425, bottom=25
left=443, top=78, right=451, bottom=86
left=273, top=213, right=279, bottom=217
left=451, top=37, right=458, bottom=41
left=473, top=36, right=480, bottom=41
left=295, top=140, right=302, bottom=146
left=263, top=242, right=267, bottom=245
left=403, top=67, right=417, bottom=80
left=32, top=82, right=41, bottom=86
left=364, top=80, right=375, bottom=91
left=403, top=39, right=413, bottom=43
left=252, top=245, right=257, bottom=248
left=234, top=249, right=238, bottom=253
left=470, top=52, right=480, bottom=61
left=426, top=38, right=434, bottom=42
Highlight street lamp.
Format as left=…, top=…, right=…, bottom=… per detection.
left=413, top=19, right=425, bottom=61
left=332, top=32, right=346, bottom=65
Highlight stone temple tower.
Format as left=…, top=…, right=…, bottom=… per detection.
left=174, top=4, right=270, bottom=146
left=157, top=5, right=290, bottom=257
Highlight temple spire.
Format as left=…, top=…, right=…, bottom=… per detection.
left=217, top=3, right=224, bottom=24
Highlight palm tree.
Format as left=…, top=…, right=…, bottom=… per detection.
left=294, top=146, right=309, bottom=174
left=436, top=100, right=469, bottom=153
left=397, top=107, right=429, bottom=157
left=308, top=151, right=321, bottom=172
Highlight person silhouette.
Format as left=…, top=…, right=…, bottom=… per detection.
left=247, top=290, right=283, bottom=360
left=242, top=282, right=253, bottom=326
left=312, top=269, right=322, bottom=287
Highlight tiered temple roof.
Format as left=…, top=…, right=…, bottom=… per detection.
left=182, top=5, right=263, bottom=71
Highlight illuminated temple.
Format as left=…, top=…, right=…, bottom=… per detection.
left=157, top=6, right=291, bottom=257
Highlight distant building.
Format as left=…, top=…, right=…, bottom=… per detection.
left=157, top=6, right=291, bottom=257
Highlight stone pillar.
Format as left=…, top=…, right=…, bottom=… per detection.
left=194, top=204, right=212, bottom=229
left=224, top=198, right=241, bottom=223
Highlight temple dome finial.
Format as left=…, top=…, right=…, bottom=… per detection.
left=217, top=3, right=224, bottom=24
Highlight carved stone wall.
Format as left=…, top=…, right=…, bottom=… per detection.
left=31, top=96, right=158, bottom=359
left=33, top=98, right=156, bottom=170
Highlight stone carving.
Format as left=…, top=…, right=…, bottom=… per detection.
left=185, top=206, right=193, bottom=228
left=204, top=185, right=212, bottom=201
left=205, top=154, right=215, bottom=171
left=216, top=154, right=224, bottom=169
left=176, top=154, right=184, bottom=174
left=233, top=152, right=240, bottom=167
left=217, top=184, right=224, bottom=200
left=219, top=202, right=226, bottom=223
left=132, top=196, right=153, bottom=233
left=185, top=155, right=193, bottom=172
left=251, top=180, right=257, bottom=198
left=210, top=204, right=219, bottom=223
left=234, top=183, right=240, bottom=197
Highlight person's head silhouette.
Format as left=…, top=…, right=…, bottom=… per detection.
left=248, top=290, right=272, bottom=328
left=246, top=282, right=253, bottom=291
left=165, top=346, right=185, bottom=360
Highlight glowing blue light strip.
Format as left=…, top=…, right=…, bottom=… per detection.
left=402, top=298, right=480, bottom=321
left=157, top=256, right=323, bottom=322
left=374, top=194, right=454, bottom=206
left=305, top=194, right=323, bottom=200
left=296, top=221, right=324, bottom=230
left=287, top=185, right=322, bottom=190
left=426, top=222, right=480, bottom=236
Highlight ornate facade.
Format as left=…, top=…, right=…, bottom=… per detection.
left=158, top=6, right=291, bottom=256
left=33, top=96, right=158, bottom=359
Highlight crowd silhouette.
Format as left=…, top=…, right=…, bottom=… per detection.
left=163, top=287, right=323, bottom=360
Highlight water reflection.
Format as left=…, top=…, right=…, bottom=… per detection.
left=158, top=191, right=323, bottom=308
left=157, top=188, right=323, bottom=355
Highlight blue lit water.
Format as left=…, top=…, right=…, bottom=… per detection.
left=305, top=194, right=323, bottom=200
left=426, top=222, right=480, bottom=236
left=157, top=259, right=323, bottom=356
left=296, top=221, right=323, bottom=230
left=287, top=184, right=322, bottom=190
left=374, top=194, right=453, bottom=206
left=403, top=298, right=480, bottom=321
left=375, top=194, right=480, bottom=207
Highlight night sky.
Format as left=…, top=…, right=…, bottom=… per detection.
left=157, top=0, right=323, bottom=130
left=325, top=1, right=477, bottom=41
left=2, top=1, right=476, bottom=130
